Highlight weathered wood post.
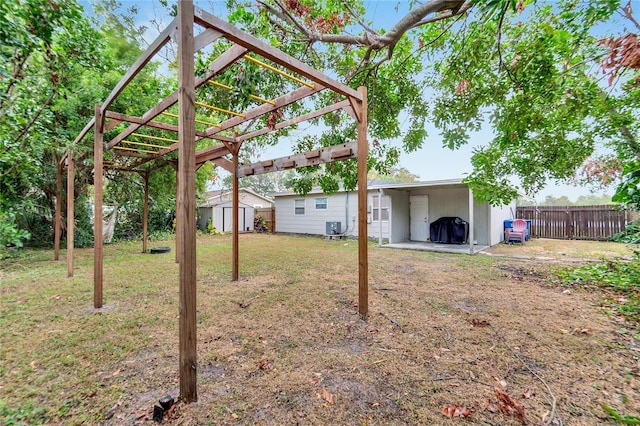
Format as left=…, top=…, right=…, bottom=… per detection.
left=142, top=171, right=149, bottom=253
left=66, top=153, right=75, bottom=278
left=356, top=86, right=368, bottom=319
left=94, top=105, right=104, bottom=308
left=177, top=0, right=197, bottom=403
left=54, top=162, right=62, bottom=260
left=232, top=148, right=239, bottom=281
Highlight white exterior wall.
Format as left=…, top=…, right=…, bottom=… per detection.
left=275, top=190, right=391, bottom=238
left=473, top=199, right=489, bottom=246
left=489, top=202, right=516, bottom=245
left=275, top=192, right=358, bottom=236
left=387, top=189, right=409, bottom=243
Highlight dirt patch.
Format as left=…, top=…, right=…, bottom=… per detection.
left=1, top=235, right=638, bottom=425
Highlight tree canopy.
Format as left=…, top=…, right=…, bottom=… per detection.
left=1, top=0, right=638, bottom=249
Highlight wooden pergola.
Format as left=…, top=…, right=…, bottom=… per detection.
left=64, top=1, right=368, bottom=402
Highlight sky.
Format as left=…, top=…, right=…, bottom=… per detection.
left=81, top=0, right=636, bottom=202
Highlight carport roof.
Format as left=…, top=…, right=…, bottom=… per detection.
left=272, top=178, right=467, bottom=197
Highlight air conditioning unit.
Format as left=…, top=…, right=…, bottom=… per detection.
left=326, top=221, right=341, bottom=235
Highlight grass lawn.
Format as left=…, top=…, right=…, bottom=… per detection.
left=1, top=234, right=638, bottom=425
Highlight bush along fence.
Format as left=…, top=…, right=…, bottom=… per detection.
left=516, top=205, right=638, bottom=241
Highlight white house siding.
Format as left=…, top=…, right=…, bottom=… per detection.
left=275, top=192, right=357, bottom=236
left=489, top=203, right=516, bottom=245
left=276, top=191, right=393, bottom=238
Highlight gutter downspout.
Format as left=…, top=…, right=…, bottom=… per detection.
left=345, top=191, right=349, bottom=236
left=468, top=186, right=475, bottom=255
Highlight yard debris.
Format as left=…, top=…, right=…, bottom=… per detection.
left=441, top=404, right=474, bottom=418
left=492, top=376, right=508, bottom=389
left=522, top=388, right=535, bottom=399
left=256, top=359, right=273, bottom=370
left=320, top=388, right=336, bottom=404
left=494, top=388, right=526, bottom=423
left=153, top=404, right=164, bottom=422
left=471, top=318, right=490, bottom=327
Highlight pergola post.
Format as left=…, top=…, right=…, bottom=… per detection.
left=168, top=161, right=180, bottom=263
left=54, top=162, right=62, bottom=261
left=94, top=105, right=104, bottom=308
left=232, top=150, right=239, bottom=281
left=142, top=171, right=149, bottom=253
left=356, top=86, right=368, bottom=320
left=177, top=0, right=197, bottom=403
left=66, top=154, right=75, bottom=277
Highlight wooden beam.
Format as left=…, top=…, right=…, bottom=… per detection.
left=66, top=154, right=74, bottom=277
left=356, top=86, right=368, bottom=320
left=236, top=142, right=357, bottom=178
left=236, top=100, right=350, bottom=142
left=208, top=157, right=233, bottom=172
left=54, top=162, right=62, bottom=261
left=194, top=7, right=362, bottom=101
left=177, top=0, right=197, bottom=403
left=232, top=153, right=239, bottom=281
left=94, top=105, right=104, bottom=308
left=194, top=143, right=230, bottom=164
left=73, top=117, right=95, bottom=145
left=101, top=17, right=178, bottom=115
left=106, top=44, right=246, bottom=150
left=194, top=28, right=222, bottom=52
left=104, top=119, right=122, bottom=132
left=105, top=111, right=229, bottom=141
left=143, top=171, right=149, bottom=254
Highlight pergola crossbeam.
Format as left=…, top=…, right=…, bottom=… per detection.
left=237, top=142, right=357, bottom=177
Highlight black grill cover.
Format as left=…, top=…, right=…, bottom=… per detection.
left=429, top=217, right=469, bottom=244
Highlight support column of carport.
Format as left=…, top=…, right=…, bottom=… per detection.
left=177, top=0, right=197, bottom=403
left=468, top=187, right=474, bottom=255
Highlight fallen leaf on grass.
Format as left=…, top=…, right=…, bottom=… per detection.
left=309, top=377, right=319, bottom=385
left=50, top=294, right=61, bottom=300
left=522, top=388, right=535, bottom=399
left=320, top=388, right=336, bottom=404
left=29, top=361, right=37, bottom=369
left=111, top=369, right=120, bottom=377
left=471, top=318, right=490, bottom=327
left=494, top=388, right=526, bottom=423
left=442, top=404, right=474, bottom=418
left=492, top=376, right=508, bottom=389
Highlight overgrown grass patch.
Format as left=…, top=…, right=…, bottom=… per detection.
left=1, top=234, right=639, bottom=424
left=557, top=250, right=640, bottom=326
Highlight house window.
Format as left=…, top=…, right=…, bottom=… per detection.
left=315, top=198, right=328, bottom=210
left=294, top=199, right=305, bottom=215
left=372, top=195, right=389, bottom=221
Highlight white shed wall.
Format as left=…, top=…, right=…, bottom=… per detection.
left=387, top=189, right=409, bottom=243
left=489, top=202, right=516, bottom=245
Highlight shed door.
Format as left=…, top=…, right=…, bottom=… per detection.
left=222, top=207, right=246, bottom=232
left=410, top=195, right=429, bottom=241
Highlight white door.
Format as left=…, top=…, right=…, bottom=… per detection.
left=410, top=195, right=429, bottom=241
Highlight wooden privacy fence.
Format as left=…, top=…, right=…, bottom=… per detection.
left=255, top=207, right=275, bottom=233
left=516, top=205, right=635, bottom=240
